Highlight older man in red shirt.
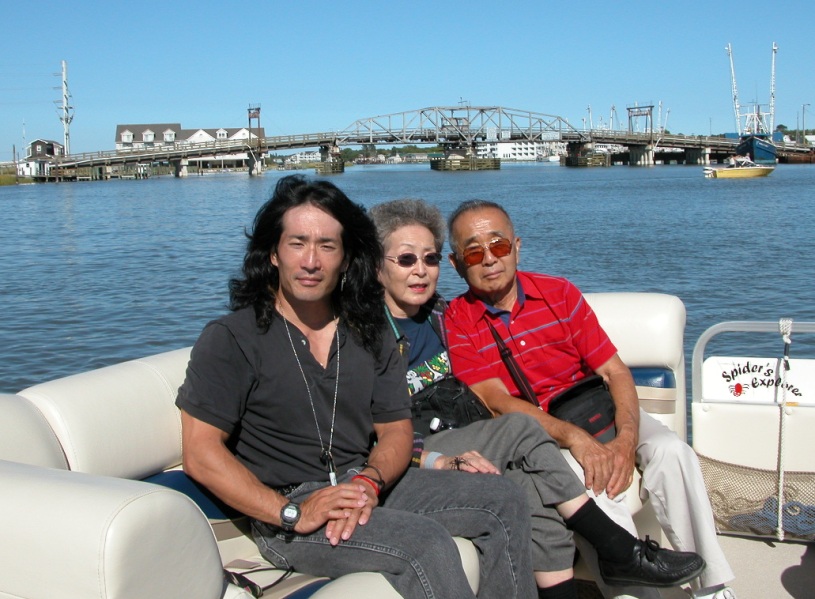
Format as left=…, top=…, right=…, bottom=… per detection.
left=444, top=200, right=735, bottom=599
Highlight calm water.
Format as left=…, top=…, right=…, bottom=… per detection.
left=2, top=163, right=814, bottom=394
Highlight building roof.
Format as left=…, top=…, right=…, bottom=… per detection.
left=115, top=124, right=181, bottom=136
left=115, top=124, right=265, bottom=140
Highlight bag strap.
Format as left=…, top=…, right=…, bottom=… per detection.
left=486, top=321, right=538, bottom=406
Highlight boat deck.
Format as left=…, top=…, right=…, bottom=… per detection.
left=716, top=535, right=812, bottom=598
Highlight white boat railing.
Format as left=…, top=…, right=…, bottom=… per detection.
left=691, top=320, right=815, bottom=542
left=692, top=320, right=815, bottom=404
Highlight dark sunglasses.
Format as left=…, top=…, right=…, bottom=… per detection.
left=224, top=567, right=293, bottom=597
left=460, top=238, right=513, bottom=266
left=385, top=252, right=443, bottom=268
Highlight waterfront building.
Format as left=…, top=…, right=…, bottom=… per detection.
left=475, top=140, right=565, bottom=161
left=284, top=150, right=321, bottom=165
left=114, top=124, right=265, bottom=152
left=16, top=139, right=66, bottom=177
left=113, top=123, right=267, bottom=171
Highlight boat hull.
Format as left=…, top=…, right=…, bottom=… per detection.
left=705, top=166, right=774, bottom=178
left=736, top=134, right=777, bottom=165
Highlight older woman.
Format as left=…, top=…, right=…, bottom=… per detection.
left=370, top=199, right=706, bottom=599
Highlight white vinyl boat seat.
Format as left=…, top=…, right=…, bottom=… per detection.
left=0, top=349, right=477, bottom=599
left=0, top=292, right=689, bottom=597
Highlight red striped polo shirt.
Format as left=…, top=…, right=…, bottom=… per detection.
left=445, top=271, right=617, bottom=411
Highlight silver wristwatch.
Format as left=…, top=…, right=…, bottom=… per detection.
left=280, top=502, right=301, bottom=533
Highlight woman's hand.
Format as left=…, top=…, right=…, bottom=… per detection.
left=434, top=450, right=500, bottom=474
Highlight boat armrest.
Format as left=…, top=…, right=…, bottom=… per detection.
left=0, top=460, right=224, bottom=599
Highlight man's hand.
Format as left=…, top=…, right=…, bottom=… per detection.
left=569, top=428, right=636, bottom=499
left=603, top=435, right=637, bottom=499
left=300, top=481, right=376, bottom=545
left=568, top=431, right=615, bottom=495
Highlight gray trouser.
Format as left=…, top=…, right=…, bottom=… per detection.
left=252, top=467, right=536, bottom=599
left=425, top=413, right=588, bottom=572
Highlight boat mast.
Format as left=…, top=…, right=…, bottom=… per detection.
left=59, top=60, right=74, bottom=155
left=769, top=42, right=777, bottom=134
left=726, top=44, right=742, bottom=135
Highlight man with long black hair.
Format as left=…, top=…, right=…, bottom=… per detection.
left=176, top=175, right=536, bottom=599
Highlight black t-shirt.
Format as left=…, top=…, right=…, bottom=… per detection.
left=176, top=307, right=411, bottom=488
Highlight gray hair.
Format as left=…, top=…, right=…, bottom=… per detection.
left=369, top=199, right=446, bottom=252
left=447, top=199, right=513, bottom=252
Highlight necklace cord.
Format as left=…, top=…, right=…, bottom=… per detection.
left=281, top=309, right=340, bottom=485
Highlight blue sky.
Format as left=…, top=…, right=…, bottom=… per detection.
left=1, top=1, right=813, bottom=160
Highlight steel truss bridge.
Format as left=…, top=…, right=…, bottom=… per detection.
left=51, top=105, right=812, bottom=171
left=54, top=107, right=581, bottom=169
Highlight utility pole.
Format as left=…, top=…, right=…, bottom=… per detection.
left=804, top=104, right=811, bottom=147
left=58, top=60, right=74, bottom=155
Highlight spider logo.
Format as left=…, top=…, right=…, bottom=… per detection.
left=729, top=382, right=749, bottom=397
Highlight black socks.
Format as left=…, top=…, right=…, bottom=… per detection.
left=538, top=578, right=577, bottom=599
left=563, top=498, right=637, bottom=563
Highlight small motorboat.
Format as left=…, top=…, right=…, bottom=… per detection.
left=704, top=155, right=775, bottom=178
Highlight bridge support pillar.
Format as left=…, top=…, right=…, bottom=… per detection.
left=173, top=159, right=189, bottom=178
left=247, top=153, right=263, bottom=176
left=316, top=143, right=344, bottom=175
left=685, top=148, right=711, bottom=165
left=629, top=145, right=654, bottom=166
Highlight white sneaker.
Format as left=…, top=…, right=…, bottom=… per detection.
left=692, top=585, right=737, bottom=599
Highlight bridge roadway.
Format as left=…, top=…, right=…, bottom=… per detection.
left=53, top=105, right=812, bottom=170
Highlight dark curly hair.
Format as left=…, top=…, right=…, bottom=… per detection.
left=229, top=174, right=385, bottom=354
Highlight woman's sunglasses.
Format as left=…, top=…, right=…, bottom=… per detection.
left=460, top=238, right=513, bottom=266
left=385, top=252, right=443, bottom=268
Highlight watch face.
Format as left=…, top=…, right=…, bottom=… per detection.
left=283, top=505, right=298, bottom=520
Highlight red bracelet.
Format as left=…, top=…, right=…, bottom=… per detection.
left=352, top=474, right=381, bottom=496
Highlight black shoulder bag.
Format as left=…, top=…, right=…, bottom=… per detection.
left=411, top=376, right=493, bottom=436
left=486, top=321, right=617, bottom=443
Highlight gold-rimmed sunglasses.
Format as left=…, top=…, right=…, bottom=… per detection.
left=460, top=238, right=513, bottom=266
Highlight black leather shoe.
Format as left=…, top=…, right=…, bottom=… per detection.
left=599, top=536, right=706, bottom=588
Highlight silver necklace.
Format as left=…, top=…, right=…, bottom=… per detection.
left=281, top=310, right=340, bottom=486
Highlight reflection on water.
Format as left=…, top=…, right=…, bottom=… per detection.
left=2, top=164, right=814, bottom=394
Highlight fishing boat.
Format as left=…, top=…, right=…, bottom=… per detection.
left=724, top=43, right=780, bottom=167
left=704, top=156, right=774, bottom=179
left=736, top=132, right=777, bottom=166
left=1, top=293, right=812, bottom=598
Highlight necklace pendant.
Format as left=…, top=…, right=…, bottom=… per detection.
left=322, top=450, right=338, bottom=486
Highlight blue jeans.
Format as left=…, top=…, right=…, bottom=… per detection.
left=252, top=468, right=535, bottom=599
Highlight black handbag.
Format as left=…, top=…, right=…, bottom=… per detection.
left=486, top=322, right=616, bottom=442
left=411, top=376, right=493, bottom=436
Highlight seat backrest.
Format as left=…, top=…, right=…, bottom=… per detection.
left=0, top=394, right=68, bottom=470
left=18, top=348, right=191, bottom=479
left=585, top=293, right=687, bottom=440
